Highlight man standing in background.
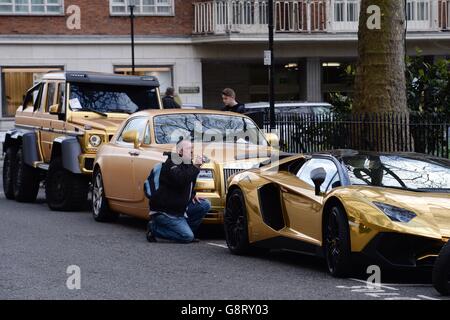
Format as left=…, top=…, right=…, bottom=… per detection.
left=162, top=87, right=181, bottom=109
left=221, top=88, right=245, bottom=114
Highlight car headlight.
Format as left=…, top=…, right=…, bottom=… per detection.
left=198, top=169, right=214, bottom=181
left=373, top=202, right=417, bottom=223
left=88, top=134, right=103, bottom=148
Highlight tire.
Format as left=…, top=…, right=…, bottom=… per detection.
left=224, top=189, right=267, bottom=255
left=46, top=157, right=88, bottom=211
left=324, top=205, right=352, bottom=278
left=3, top=146, right=17, bottom=200
left=92, top=169, right=118, bottom=222
left=432, top=242, right=450, bottom=296
left=13, top=148, right=40, bottom=203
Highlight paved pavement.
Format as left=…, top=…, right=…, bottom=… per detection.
left=0, top=178, right=447, bottom=300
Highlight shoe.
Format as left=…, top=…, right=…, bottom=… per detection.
left=191, top=238, right=201, bottom=243
left=146, top=229, right=157, bottom=243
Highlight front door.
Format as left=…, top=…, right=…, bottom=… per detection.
left=281, top=158, right=341, bottom=243
left=38, top=81, right=63, bottom=162
left=103, top=117, right=149, bottom=203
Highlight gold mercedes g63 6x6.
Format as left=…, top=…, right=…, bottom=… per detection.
left=2, top=71, right=162, bottom=211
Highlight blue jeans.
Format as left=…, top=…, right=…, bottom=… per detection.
left=149, top=199, right=211, bottom=243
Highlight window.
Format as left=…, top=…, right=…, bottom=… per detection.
left=343, top=155, right=450, bottom=191
left=45, top=82, right=57, bottom=112
left=0, top=0, right=64, bottom=15
left=153, top=114, right=268, bottom=146
left=114, top=66, right=173, bottom=96
left=117, top=117, right=149, bottom=144
left=333, top=0, right=359, bottom=22
left=110, top=0, right=174, bottom=16
left=68, top=82, right=160, bottom=114
left=56, top=82, right=66, bottom=110
left=22, top=83, right=42, bottom=110
left=407, top=0, right=429, bottom=21
left=296, top=158, right=340, bottom=193
left=1, top=67, right=63, bottom=117
left=143, top=122, right=152, bottom=145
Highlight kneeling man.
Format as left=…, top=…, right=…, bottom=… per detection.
left=146, top=139, right=210, bottom=243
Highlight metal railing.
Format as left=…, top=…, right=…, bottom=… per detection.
left=263, top=112, right=450, bottom=158
left=193, top=0, right=327, bottom=34
left=193, top=0, right=446, bottom=34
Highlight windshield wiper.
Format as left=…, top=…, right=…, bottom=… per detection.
left=80, top=107, right=108, bottom=117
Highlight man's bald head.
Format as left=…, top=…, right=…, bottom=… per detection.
left=176, top=139, right=192, bottom=154
left=175, top=139, right=193, bottom=164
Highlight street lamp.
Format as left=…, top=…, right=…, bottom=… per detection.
left=129, top=0, right=137, bottom=75
left=268, top=0, right=275, bottom=130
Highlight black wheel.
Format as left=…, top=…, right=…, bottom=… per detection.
left=13, top=148, right=40, bottom=203
left=3, top=146, right=17, bottom=200
left=224, top=189, right=267, bottom=255
left=92, top=169, right=118, bottom=222
left=46, top=157, right=88, bottom=211
left=324, top=205, right=352, bottom=277
left=432, top=242, right=450, bottom=296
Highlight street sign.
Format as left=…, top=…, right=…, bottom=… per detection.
left=179, top=86, right=200, bottom=94
left=264, top=50, right=271, bottom=66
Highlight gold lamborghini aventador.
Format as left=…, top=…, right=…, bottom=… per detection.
left=224, top=150, right=450, bottom=277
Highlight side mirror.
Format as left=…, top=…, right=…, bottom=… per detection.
left=49, top=104, right=60, bottom=115
left=122, top=130, right=141, bottom=149
left=265, top=133, right=279, bottom=148
left=310, top=167, right=327, bottom=196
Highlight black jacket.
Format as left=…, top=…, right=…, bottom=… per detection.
left=162, top=96, right=181, bottom=109
left=150, top=156, right=199, bottom=217
left=222, top=102, right=246, bottom=114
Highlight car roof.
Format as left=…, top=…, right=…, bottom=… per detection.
left=245, top=102, right=332, bottom=109
left=42, top=71, right=160, bottom=87
left=131, top=108, right=253, bottom=118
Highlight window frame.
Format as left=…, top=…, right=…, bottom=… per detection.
left=0, top=0, right=65, bottom=16
left=44, top=81, right=58, bottom=112
left=21, top=82, right=42, bottom=111
left=295, top=155, right=350, bottom=194
left=142, top=120, right=152, bottom=146
left=109, top=0, right=175, bottom=17
left=116, top=116, right=149, bottom=146
left=333, top=0, right=359, bottom=23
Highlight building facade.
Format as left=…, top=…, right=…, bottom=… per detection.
left=0, top=0, right=449, bottom=132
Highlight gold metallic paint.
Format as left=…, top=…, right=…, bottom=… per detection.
left=96, top=109, right=272, bottom=223
left=228, top=155, right=450, bottom=254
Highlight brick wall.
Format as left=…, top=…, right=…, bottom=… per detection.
left=0, top=0, right=193, bottom=36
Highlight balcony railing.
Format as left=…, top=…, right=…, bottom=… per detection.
left=193, top=0, right=449, bottom=35
left=439, top=0, right=449, bottom=30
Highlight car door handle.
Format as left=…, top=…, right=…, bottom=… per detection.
left=129, top=151, right=140, bottom=156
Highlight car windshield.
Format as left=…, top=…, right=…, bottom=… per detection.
left=342, top=154, right=450, bottom=192
left=68, top=82, right=159, bottom=114
left=153, top=114, right=268, bottom=146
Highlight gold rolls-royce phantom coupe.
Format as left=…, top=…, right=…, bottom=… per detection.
left=92, top=109, right=280, bottom=224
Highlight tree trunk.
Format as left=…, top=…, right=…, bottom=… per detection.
left=353, top=0, right=412, bottom=152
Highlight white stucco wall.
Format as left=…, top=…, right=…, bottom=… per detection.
left=0, top=39, right=204, bottom=119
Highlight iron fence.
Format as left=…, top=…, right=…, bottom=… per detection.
left=263, top=113, right=450, bottom=158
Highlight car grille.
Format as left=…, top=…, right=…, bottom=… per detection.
left=223, top=168, right=245, bottom=190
